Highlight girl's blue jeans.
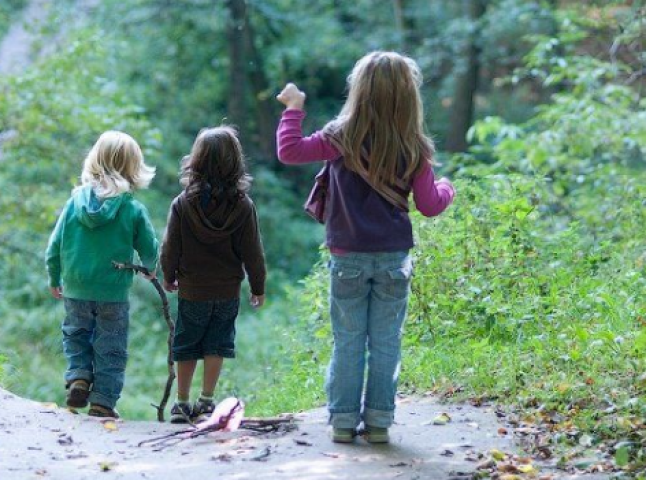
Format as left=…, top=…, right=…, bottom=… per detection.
left=327, top=250, right=412, bottom=429
left=62, top=299, right=129, bottom=409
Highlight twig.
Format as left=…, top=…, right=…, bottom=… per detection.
left=138, top=411, right=296, bottom=450
left=138, top=400, right=243, bottom=449
left=112, top=261, right=176, bottom=422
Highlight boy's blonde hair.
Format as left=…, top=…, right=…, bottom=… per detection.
left=323, top=51, right=434, bottom=206
left=78, top=131, right=155, bottom=198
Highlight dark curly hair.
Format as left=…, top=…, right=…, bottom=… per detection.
left=180, top=126, right=251, bottom=204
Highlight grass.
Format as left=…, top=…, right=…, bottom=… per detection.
left=259, top=176, right=646, bottom=477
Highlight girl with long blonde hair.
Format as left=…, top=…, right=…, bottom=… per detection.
left=276, top=51, right=455, bottom=444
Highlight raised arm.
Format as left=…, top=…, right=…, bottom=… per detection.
left=276, top=83, right=339, bottom=164
left=276, top=110, right=340, bottom=164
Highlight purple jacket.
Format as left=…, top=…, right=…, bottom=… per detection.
left=277, top=109, right=455, bottom=252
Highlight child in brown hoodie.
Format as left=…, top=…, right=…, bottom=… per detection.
left=161, top=126, right=266, bottom=423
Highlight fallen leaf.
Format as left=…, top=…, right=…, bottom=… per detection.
left=293, top=439, right=312, bottom=446
left=433, top=413, right=451, bottom=425
left=490, top=449, right=506, bottom=461
left=102, top=421, right=118, bottom=431
left=99, top=461, right=116, bottom=472
left=498, top=427, right=508, bottom=435
left=518, top=464, right=538, bottom=474
left=498, top=463, right=519, bottom=473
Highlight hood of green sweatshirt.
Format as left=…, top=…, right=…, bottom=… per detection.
left=73, top=186, right=128, bottom=229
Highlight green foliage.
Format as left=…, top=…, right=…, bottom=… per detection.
left=466, top=6, right=646, bottom=185
left=0, top=0, right=25, bottom=38
left=0, top=27, right=161, bottom=250
left=260, top=5, right=646, bottom=473
left=0, top=353, right=6, bottom=384
left=273, top=174, right=646, bottom=469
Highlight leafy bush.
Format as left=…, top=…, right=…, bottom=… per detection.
left=267, top=174, right=646, bottom=470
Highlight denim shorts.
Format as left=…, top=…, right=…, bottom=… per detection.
left=172, top=297, right=240, bottom=361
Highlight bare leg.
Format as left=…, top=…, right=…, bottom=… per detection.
left=202, top=355, right=224, bottom=397
left=176, top=360, right=198, bottom=401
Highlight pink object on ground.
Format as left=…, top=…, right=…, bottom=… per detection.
left=194, top=397, right=245, bottom=432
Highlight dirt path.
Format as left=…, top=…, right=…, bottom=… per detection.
left=0, top=388, right=610, bottom=480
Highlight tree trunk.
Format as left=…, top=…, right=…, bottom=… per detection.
left=393, top=0, right=415, bottom=52
left=445, top=0, right=486, bottom=153
left=243, top=11, right=276, bottom=161
left=226, top=0, right=247, bottom=129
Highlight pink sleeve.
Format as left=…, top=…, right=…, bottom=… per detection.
left=412, top=163, right=456, bottom=217
left=276, top=109, right=340, bottom=164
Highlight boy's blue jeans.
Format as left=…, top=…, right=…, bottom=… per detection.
left=327, top=251, right=412, bottom=429
left=62, top=299, right=129, bottom=409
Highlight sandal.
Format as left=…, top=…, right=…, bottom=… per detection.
left=66, top=380, right=90, bottom=409
left=88, top=404, right=120, bottom=419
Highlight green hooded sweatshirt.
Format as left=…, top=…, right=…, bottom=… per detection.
left=46, top=186, right=159, bottom=302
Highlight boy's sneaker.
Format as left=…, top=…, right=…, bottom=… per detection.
left=363, top=425, right=389, bottom=444
left=66, top=380, right=90, bottom=409
left=331, top=427, right=356, bottom=443
left=88, top=403, right=120, bottom=419
left=191, top=398, right=215, bottom=422
left=170, top=402, right=192, bottom=424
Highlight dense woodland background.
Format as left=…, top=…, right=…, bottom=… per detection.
left=0, top=0, right=645, bottom=475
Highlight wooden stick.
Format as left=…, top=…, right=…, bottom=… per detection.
left=138, top=414, right=296, bottom=449
left=112, top=261, right=176, bottom=422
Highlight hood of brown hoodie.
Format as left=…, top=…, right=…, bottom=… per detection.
left=179, top=191, right=251, bottom=244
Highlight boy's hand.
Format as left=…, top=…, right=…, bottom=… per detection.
left=50, top=286, right=63, bottom=299
left=163, top=280, right=178, bottom=292
left=276, top=83, right=306, bottom=110
left=250, top=294, right=265, bottom=309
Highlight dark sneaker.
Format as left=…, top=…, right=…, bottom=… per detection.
left=66, top=380, right=90, bottom=409
left=191, top=398, right=215, bottom=421
left=332, top=427, right=356, bottom=443
left=170, top=402, right=192, bottom=424
left=88, top=404, right=120, bottom=419
left=363, top=425, right=389, bottom=444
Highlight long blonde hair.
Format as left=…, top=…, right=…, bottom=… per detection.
left=322, top=51, right=434, bottom=205
left=78, top=131, right=155, bottom=198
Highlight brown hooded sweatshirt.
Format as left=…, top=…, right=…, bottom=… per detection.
left=160, top=191, right=266, bottom=301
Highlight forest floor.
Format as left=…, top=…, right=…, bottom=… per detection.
left=0, top=387, right=610, bottom=480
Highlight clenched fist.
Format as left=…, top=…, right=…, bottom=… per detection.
left=276, top=83, right=306, bottom=110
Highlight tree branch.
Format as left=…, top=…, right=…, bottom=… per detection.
left=112, top=261, right=176, bottom=422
